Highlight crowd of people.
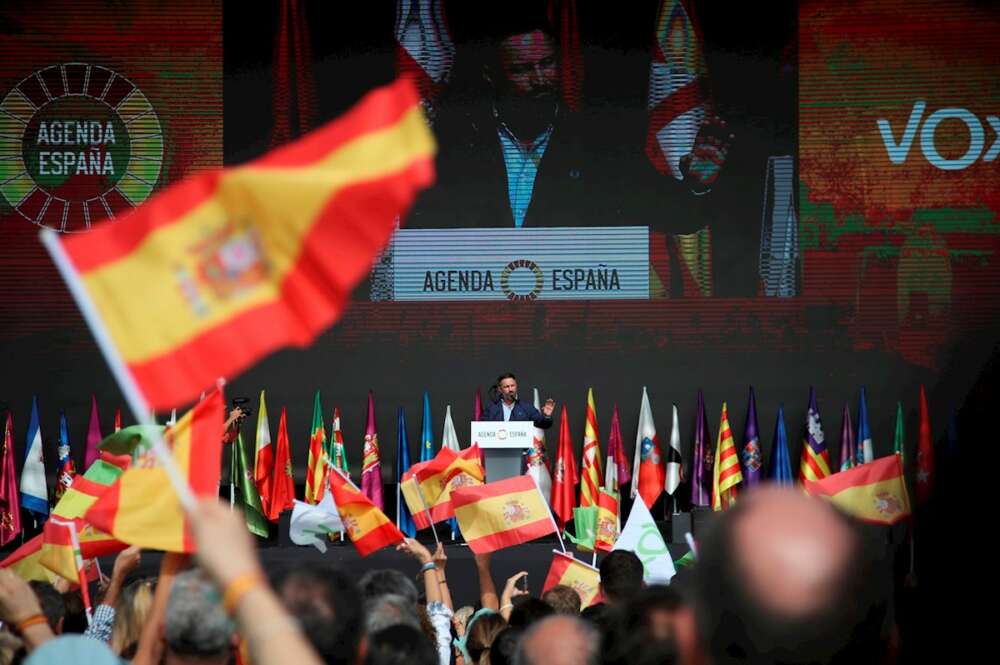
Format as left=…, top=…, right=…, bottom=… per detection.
left=0, top=485, right=896, bottom=665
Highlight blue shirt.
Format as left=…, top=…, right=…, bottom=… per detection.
left=497, top=125, right=554, bottom=227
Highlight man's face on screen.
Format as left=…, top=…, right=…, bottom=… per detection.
left=500, top=377, right=518, bottom=402
left=499, top=30, right=558, bottom=99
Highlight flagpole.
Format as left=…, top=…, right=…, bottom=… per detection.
left=41, top=229, right=197, bottom=511
left=531, top=475, right=566, bottom=553
left=412, top=479, right=440, bottom=547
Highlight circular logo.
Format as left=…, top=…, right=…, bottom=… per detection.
left=499, top=259, right=544, bottom=301
left=497, top=429, right=508, bottom=440
left=0, top=63, right=163, bottom=232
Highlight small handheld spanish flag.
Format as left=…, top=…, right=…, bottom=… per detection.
left=400, top=445, right=485, bottom=529
left=542, top=550, right=602, bottom=608
left=328, top=469, right=404, bottom=557
left=452, top=475, right=556, bottom=554
left=803, top=455, right=911, bottom=525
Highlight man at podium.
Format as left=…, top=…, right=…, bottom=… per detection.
left=483, top=373, right=555, bottom=428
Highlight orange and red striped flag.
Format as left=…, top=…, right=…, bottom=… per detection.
left=400, top=445, right=485, bottom=529
left=328, top=469, right=404, bottom=557
left=804, top=455, right=911, bottom=525
left=85, top=389, right=225, bottom=552
left=711, top=402, right=742, bottom=511
left=542, top=550, right=602, bottom=608
left=580, top=388, right=603, bottom=508
left=45, top=78, right=435, bottom=409
left=452, top=475, right=556, bottom=554
left=305, top=391, right=328, bottom=504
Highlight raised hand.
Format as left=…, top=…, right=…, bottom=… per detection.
left=542, top=398, right=555, bottom=417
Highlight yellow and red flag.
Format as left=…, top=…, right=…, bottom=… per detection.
left=0, top=534, right=57, bottom=582
left=305, top=390, right=328, bottom=504
left=46, top=78, right=435, bottom=409
left=594, top=489, right=619, bottom=552
left=254, top=390, right=274, bottom=516
left=400, top=445, right=485, bottom=529
left=712, top=402, right=742, bottom=511
left=804, top=455, right=912, bottom=525
left=328, top=470, right=404, bottom=557
left=39, top=518, right=94, bottom=618
left=85, top=389, right=225, bottom=552
left=452, top=475, right=556, bottom=554
left=580, top=389, right=603, bottom=508
left=542, top=550, right=602, bottom=608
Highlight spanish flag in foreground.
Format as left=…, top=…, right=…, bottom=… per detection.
left=803, top=455, right=911, bottom=525
left=542, top=551, right=602, bottom=608
left=45, top=78, right=436, bottom=410
left=85, top=390, right=225, bottom=552
left=452, top=475, right=555, bottom=554
left=400, top=445, right=485, bottom=529
left=328, top=469, right=405, bottom=557
left=0, top=535, right=56, bottom=582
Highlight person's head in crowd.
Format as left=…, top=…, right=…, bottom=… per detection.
left=22, top=634, right=122, bottom=665
left=682, top=486, right=895, bottom=665
left=579, top=602, right=614, bottom=635
left=163, top=569, right=235, bottom=665
left=59, top=590, right=88, bottom=634
left=414, top=604, right=438, bottom=646
left=273, top=565, right=365, bottom=665
left=598, top=550, right=644, bottom=605
left=28, top=582, right=65, bottom=634
left=514, top=615, right=599, bottom=665
left=459, top=609, right=507, bottom=665
left=489, top=626, right=523, bottom=665
left=358, top=569, right=419, bottom=605
left=111, top=577, right=156, bottom=658
left=364, top=624, right=436, bottom=665
left=601, top=585, right=684, bottom=665
left=364, top=593, right=421, bottom=635
left=507, top=597, right=554, bottom=628
left=541, top=584, right=582, bottom=615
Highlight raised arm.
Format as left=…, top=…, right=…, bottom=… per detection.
left=474, top=552, right=499, bottom=611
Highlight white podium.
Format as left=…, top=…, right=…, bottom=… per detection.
left=471, top=421, right=533, bottom=482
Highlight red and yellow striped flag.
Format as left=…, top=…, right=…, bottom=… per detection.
left=85, top=389, right=225, bottom=552
left=803, top=455, right=912, bottom=525
left=400, top=445, right=485, bottom=529
left=305, top=391, right=328, bottom=505
left=45, top=454, right=131, bottom=560
left=712, top=402, right=743, bottom=511
left=542, top=550, right=602, bottom=608
left=594, top=489, right=619, bottom=552
left=47, top=78, right=435, bottom=409
left=328, top=469, right=404, bottom=557
left=0, top=534, right=57, bottom=582
left=452, top=475, right=556, bottom=554
left=580, top=388, right=603, bottom=508
left=39, top=515, right=94, bottom=623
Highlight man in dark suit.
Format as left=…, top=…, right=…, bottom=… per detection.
left=483, top=373, right=555, bottom=428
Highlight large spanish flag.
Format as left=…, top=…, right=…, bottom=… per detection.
left=328, top=469, right=404, bottom=557
left=400, top=445, right=485, bottom=529
left=46, top=78, right=435, bottom=409
left=0, top=534, right=57, bottom=582
left=542, top=550, right=602, bottom=608
left=803, top=455, right=912, bottom=525
left=452, top=475, right=556, bottom=554
left=85, top=389, right=225, bottom=552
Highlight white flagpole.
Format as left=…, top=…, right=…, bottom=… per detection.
left=40, top=229, right=196, bottom=510
left=531, top=476, right=566, bottom=553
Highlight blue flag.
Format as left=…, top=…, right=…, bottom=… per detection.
left=767, top=404, right=793, bottom=485
left=396, top=406, right=417, bottom=537
left=420, top=392, right=434, bottom=463
left=20, top=396, right=49, bottom=518
left=741, top=387, right=763, bottom=486
left=856, top=387, right=873, bottom=465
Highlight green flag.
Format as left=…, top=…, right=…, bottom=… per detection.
left=893, top=401, right=905, bottom=464
left=564, top=506, right=598, bottom=552
left=232, top=432, right=269, bottom=538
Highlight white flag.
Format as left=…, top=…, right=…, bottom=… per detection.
left=613, top=494, right=676, bottom=584
left=665, top=405, right=683, bottom=495
left=289, top=495, right=343, bottom=553
left=527, top=388, right=553, bottom=503
left=442, top=405, right=461, bottom=451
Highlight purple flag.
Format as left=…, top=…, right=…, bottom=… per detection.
left=690, top=389, right=713, bottom=506
left=839, top=402, right=856, bottom=472
left=741, top=387, right=763, bottom=486
left=84, top=394, right=103, bottom=470
left=360, top=390, right=384, bottom=510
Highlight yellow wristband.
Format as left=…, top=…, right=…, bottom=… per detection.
left=223, top=572, right=264, bottom=615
